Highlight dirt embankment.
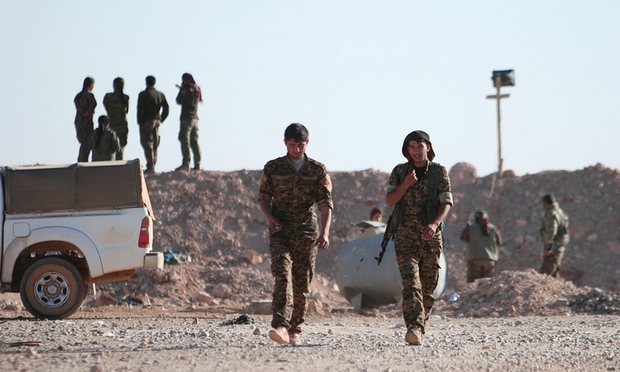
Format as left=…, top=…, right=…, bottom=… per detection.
left=6, top=163, right=618, bottom=316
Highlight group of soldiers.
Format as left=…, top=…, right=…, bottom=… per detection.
left=460, top=194, right=570, bottom=282
left=73, top=74, right=203, bottom=173
left=259, top=124, right=571, bottom=347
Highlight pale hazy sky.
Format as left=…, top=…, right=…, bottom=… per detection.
left=1, top=1, right=618, bottom=176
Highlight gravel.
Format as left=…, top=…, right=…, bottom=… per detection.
left=1, top=310, right=618, bottom=371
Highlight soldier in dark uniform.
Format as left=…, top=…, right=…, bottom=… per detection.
left=539, top=194, right=570, bottom=277
left=386, top=130, right=453, bottom=346
left=175, top=73, right=202, bottom=171
left=88, top=115, right=121, bottom=161
left=460, top=210, right=503, bottom=282
left=137, top=75, right=169, bottom=173
left=258, top=123, right=333, bottom=346
left=74, top=77, right=97, bottom=162
left=103, top=77, right=129, bottom=160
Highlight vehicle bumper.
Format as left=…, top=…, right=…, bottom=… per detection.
left=144, top=252, right=164, bottom=270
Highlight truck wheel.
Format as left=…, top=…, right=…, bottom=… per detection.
left=20, top=257, right=85, bottom=319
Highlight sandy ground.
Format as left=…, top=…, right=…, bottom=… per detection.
left=0, top=306, right=618, bottom=372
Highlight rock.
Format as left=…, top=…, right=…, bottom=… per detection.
left=96, top=294, right=120, bottom=307
left=193, top=291, right=214, bottom=304
left=211, top=284, right=232, bottom=298
left=242, top=252, right=263, bottom=265
left=449, top=162, right=478, bottom=187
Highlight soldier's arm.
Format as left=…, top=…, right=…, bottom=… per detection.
left=258, top=170, right=280, bottom=233
left=386, top=165, right=416, bottom=207
left=161, top=96, right=170, bottom=122
left=317, top=205, right=332, bottom=250
left=136, top=94, right=144, bottom=124
left=495, top=227, right=503, bottom=246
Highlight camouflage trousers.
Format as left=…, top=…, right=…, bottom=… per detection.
left=395, top=226, right=442, bottom=334
left=270, top=232, right=317, bottom=334
left=74, top=120, right=93, bottom=162
left=467, top=258, right=496, bottom=283
left=139, top=120, right=160, bottom=170
left=109, top=121, right=128, bottom=160
left=539, top=245, right=565, bottom=278
left=179, top=119, right=201, bottom=167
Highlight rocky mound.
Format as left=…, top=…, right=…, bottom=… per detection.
left=87, top=163, right=620, bottom=316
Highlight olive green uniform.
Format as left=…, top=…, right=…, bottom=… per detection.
left=388, top=161, right=452, bottom=333
left=103, top=92, right=129, bottom=160
left=539, top=202, right=570, bottom=277
left=461, top=222, right=502, bottom=282
left=258, top=154, right=333, bottom=334
left=88, top=127, right=120, bottom=161
left=176, top=89, right=201, bottom=168
left=137, top=87, right=169, bottom=171
left=74, top=91, right=97, bottom=162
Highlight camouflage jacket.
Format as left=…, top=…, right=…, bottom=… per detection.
left=176, top=88, right=200, bottom=120
left=74, top=91, right=97, bottom=124
left=88, top=128, right=120, bottom=161
left=259, top=154, right=333, bottom=237
left=387, top=161, right=453, bottom=233
left=540, top=203, right=570, bottom=246
left=103, top=92, right=129, bottom=124
left=137, top=87, right=169, bottom=124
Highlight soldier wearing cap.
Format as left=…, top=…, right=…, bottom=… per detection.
left=460, top=210, right=503, bottom=282
left=539, top=194, right=570, bottom=277
left=103, top=77, right=130, bottom=160
left=386, top=130, right=453, bottom=346
left=258, top=123, right=333, bottom=346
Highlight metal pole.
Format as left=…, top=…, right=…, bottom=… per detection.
left=495, top=76, right=504, bottom=177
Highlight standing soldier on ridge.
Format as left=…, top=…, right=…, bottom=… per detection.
left=137, top=75, right=169, bottom=173
left=74, top=77, right=97, bottom=162
left=103, top=77, right=129, bottom=160
left=386, top=130, right=453, bottom=346
left=460, top=210, right=503, bottom=282
left=175, top=73, right=202, bottom=171
left=259, top=123, right=333, bottom=346
left=539, top=194, right=570, bottom=277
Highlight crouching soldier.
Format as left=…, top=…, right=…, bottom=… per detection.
left=89, top=115, right=121, bottom=161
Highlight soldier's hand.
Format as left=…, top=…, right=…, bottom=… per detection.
left=316, top=234, right=330, bottom=250
left=420, top=223, right=438, bottom=241
left=403, top=171, right=418, bottom=188
left=268, top=216, right=282, bottom=234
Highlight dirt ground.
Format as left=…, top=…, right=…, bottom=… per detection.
left=0, top=303, right=617, bottom=372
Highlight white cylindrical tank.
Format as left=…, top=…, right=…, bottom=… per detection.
left=335, top=229, right=448, bottom=310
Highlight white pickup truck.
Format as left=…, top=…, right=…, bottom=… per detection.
left=0, top=160, right=163, bottom=319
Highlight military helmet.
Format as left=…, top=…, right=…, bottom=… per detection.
left=402, top=130, right=435, bottom=161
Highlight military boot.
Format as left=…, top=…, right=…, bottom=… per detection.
left=288, top=331, right=301, bottom=346
left=192, top=163, right=201, bottom=171
left=175, top=164, right=190, bottom=172
left=268, top=327, right=290, bottom=345
left=405, top=327, right=423, bottom=346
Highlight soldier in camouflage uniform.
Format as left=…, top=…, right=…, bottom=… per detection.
left=88, top=115, right=121, bottom=161
left=460, top=211, right=503, bottom=282
left=137, top=76, right=169, bottom=173
left=74, top=77, right=97, bottom=162
left=175, top=73, right=202, bottom=171
left=386, top=130, right=453, bottom=346
left=539, top=194, right=570, bottom=277
left=258, top=123, right=333, bottom=346
left=103, top=77, right=129, bottom=160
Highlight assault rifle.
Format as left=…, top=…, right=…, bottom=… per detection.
left=375, top=214, right=394, bottom=265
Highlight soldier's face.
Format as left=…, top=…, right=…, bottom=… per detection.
left=285, top=139, right=308, bottom=160
left=407, top=140, right=429, bottom=163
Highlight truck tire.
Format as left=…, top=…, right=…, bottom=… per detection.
left=19, top=257, right=85, bottom=320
